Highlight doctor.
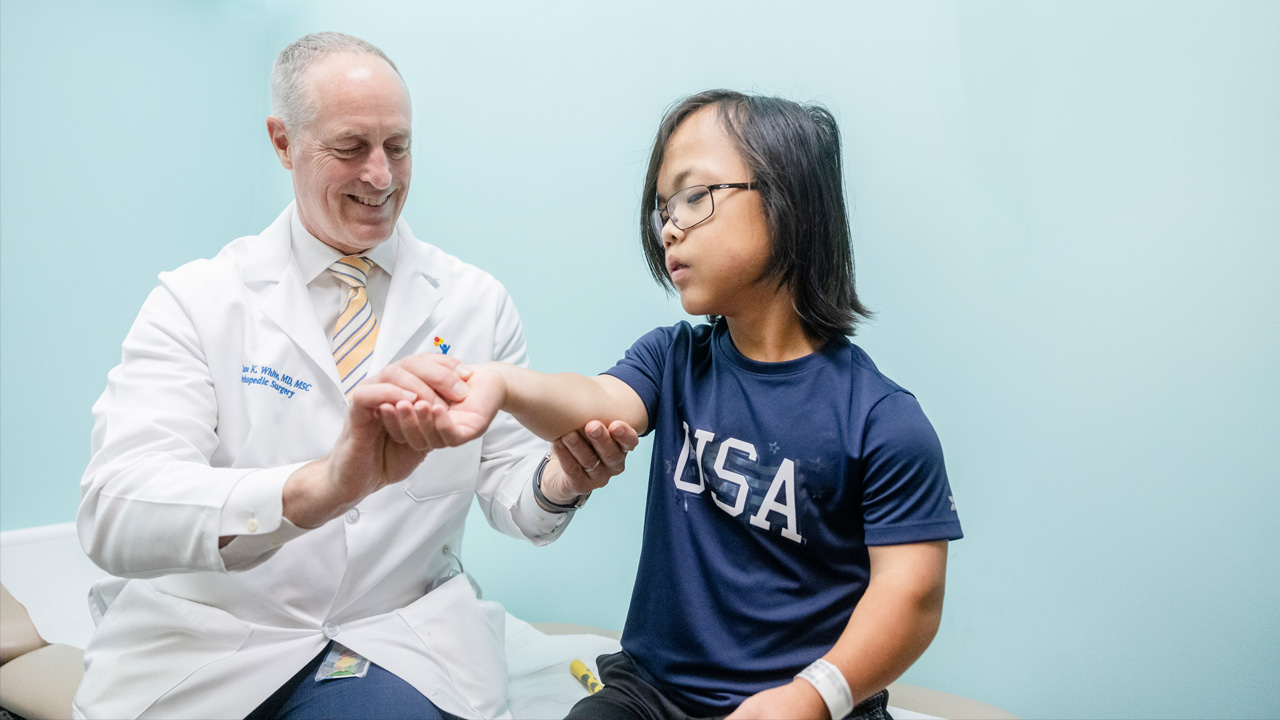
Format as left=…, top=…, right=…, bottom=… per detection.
left=74, top=32, right=636, bottom=720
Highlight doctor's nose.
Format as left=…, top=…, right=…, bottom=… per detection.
left=361, top=148, right=393, bottom=189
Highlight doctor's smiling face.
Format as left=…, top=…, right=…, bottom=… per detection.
left=267, top=52, right=412, bottom=255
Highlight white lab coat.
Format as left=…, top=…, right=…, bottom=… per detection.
left=74, top=205, right=561, bottom=719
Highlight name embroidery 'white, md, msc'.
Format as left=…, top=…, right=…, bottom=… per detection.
left=671, top=421, right=804, bottom=544
left=241, top=362, right=314, bottom=400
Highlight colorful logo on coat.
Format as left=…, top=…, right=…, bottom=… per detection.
left=434, top=336, right=451, bottom=355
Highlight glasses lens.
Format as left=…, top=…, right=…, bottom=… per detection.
left=669, top=186, right=713, bottom=230
left=651, top=208, right=666, bottom=237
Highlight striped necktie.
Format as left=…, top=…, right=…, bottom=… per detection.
left=328, top=256, right=379, bottom=400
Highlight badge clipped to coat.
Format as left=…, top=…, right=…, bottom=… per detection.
left=315, top=643, right=371, bottom=682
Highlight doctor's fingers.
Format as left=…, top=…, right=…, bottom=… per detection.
left=550, top=438, right=589, bottom=491
left=388, top=399, right=449, bottom=451
left=553, top=434, right=608, bottom=492
left=393, top=354, right=474, bottom=404
left=355, top=378, right=443, bottom=442
left=350, top=381, right=420, bottom=414
left=401, top=397, right=453, bottom=448
left=375, top=364, right=453, bottom=408
left=606, top=420, right=641, bottom=454
left=379, top=400, right=432, bottom=448
left=380, top=402, right=411, bottom=445
left=574, top=421, right=635, bottom=477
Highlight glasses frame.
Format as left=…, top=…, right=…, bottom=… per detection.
left=651, top=182, right=760, bottom=237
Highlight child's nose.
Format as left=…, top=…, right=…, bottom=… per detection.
left=662, top=222, right=683, bottom=248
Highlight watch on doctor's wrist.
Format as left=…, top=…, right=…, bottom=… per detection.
left=532, top=453, right=589, bottom=512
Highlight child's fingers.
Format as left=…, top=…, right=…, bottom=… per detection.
left=428, top=401, right=479, bottom=447
left=378, top=364, right=443, bottom=407
left=395, top=354, right=474, bottom=403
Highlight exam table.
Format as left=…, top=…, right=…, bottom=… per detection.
left=0, top=524, right=1014, bottom=720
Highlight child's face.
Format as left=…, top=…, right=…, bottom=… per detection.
left=656, top=107, right=776, bottom=320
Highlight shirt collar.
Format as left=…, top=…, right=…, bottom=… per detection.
left=290, top=206, right=399, bottom=284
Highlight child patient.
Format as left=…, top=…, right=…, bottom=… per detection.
left=380, top=90, right=963, bottom=720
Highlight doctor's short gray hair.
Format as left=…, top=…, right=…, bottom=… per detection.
left=270, top=31, right=402, bottom=131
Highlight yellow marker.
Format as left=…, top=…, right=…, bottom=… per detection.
left=570, top=659, right=603, bottom=694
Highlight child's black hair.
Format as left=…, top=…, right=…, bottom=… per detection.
left=640, top=89, right=872, bottom=339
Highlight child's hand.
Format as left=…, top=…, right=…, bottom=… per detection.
left=428, top=364, right=507, bottom=445
left=726, top=679, right=829, bottom=720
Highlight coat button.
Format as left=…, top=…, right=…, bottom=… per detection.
left=323, top=622, right=339, bottom=639
left=345, top=508, right=360, bottom=524
left=246, top=518, right=259, bottom=533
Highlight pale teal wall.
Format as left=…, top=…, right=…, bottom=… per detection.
left=1, top=1, right=1277, bottom=718
left=0, top=0, right=269, bottom=529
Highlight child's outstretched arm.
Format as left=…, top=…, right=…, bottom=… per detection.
left=478, top=363, right=649, bottom=440
left=373, top=354, right=648, bottom=449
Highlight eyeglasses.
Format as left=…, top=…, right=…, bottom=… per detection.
left=651, top=182, right=760, bottom=237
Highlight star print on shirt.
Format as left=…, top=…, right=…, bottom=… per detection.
left=768, top=442, right=780, bottom=454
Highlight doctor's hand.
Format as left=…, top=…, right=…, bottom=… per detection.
left=377, top=359, right=507, bottom=449
left=282, top=355, right=475, bottom=529
left=537, top=420, right=639, bottom=505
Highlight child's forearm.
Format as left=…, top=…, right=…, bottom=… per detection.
left=821, top=542, right=948, bottom=704
left=728, top=542, right=948, bottom=719
left=481, top=362, right=648, bottom=440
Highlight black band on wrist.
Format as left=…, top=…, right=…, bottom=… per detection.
left=533, top=452, right=586, bottom=512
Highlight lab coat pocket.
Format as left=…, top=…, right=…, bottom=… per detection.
left=75, top=581, right=251, bottom=720
left=404, top=445, right=479, bottom=502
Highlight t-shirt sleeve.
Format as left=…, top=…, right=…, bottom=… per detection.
left=860, top=391, right=963, bottom=546
left=602, top=325, right=677, bottom=436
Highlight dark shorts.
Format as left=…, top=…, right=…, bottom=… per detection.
left=565, top=651, right=893, bottom=720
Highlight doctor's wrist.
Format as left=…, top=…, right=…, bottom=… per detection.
left=283, top=459, right=349, bottom=529
left=533, top=454, right=589, bottom=511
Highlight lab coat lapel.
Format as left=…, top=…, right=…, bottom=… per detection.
left=244, top=206, right=343, bottom=393
left=372, top=224, right=443, bottom=370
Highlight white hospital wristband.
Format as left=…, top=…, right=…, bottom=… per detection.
left=796, top=658, right=854, bottom=720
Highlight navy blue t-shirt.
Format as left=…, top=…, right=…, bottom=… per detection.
left=604, top=320, right=963, bottom=716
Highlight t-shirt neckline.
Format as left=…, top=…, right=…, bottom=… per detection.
left=712, top=319, right=844, bottom=376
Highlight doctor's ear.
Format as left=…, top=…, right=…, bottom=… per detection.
left=266, top=116, right=294, bottom=170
